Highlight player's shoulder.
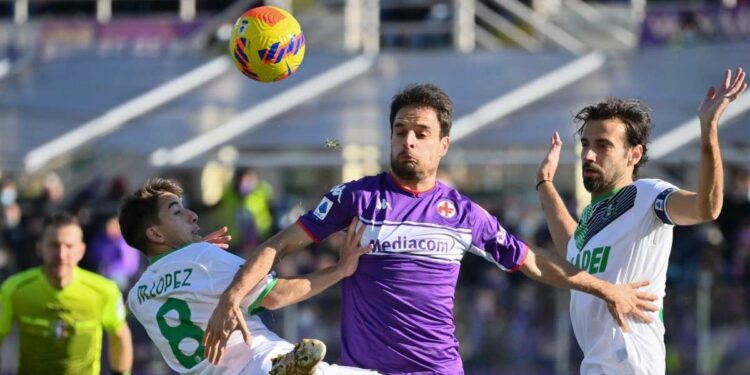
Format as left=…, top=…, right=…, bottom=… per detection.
left=321, top=173, right=387, bottom=204
left=189, top=242, right=245, bottom=266
left=634, top=178, right=679, bottom=195
left=435, top=183, right=490, bottom=224
left=75, top=268, right=121, bottom=297
left=150, top=243, right=244, bottom=285
left=154, top=242, right=237, bottom=265
left=435, top=182, right=477, bottom=210
left=334, top=173, right=385, bottom=192
left=1, top=267, right=42, bottom=294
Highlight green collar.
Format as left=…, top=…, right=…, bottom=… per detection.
left=148, top=244, right=189, bottom=265
left=591, top=186, right=623, bottom=205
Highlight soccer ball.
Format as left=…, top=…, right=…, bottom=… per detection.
left=229, top=6, right=305, bottom=83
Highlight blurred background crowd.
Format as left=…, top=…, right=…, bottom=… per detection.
left=1, top=164, right=749, bottom=373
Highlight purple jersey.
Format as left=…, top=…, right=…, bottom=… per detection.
left=298, top=173, right=528, bottom=374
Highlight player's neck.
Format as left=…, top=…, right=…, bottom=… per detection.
left=43, top=267, right=74, bottom=289
left=147, top=244, right=186, bottom=264
left=389, top=172, right=437, bottom=193
left=590, top=177, right=633, bottom=202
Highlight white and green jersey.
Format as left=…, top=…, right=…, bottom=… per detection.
left=127, top=243, right=286, bottom=374
left=567, top=179, right=677, bottom=375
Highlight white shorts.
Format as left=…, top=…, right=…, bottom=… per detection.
left=238, top=326, right=379, bottom=374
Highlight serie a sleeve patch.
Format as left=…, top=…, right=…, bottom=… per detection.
left=654, top=188, right=677, bottom=225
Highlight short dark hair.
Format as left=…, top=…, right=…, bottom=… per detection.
left=575, top=98, right=652, bottom=177
left=119, top=178, right=183, bottom=254
left=390, top=83, right=453, bottom=138
left=43, top=212, right=80, bottom=232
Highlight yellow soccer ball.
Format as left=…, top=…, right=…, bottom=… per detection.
left=229, top=6, right=305, bottom=83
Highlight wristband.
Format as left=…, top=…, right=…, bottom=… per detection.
left=535, top=179, right=552, bottom=191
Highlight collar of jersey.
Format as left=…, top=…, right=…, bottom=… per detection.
left=149, top=244, right=190, bottom=265
left=591, top=186, right=624, bottom=205
left=387, top=172, right=437, bottom=197
left=40, top=267, right=82, bottom=291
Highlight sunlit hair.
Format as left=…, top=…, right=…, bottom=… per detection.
left=576, top=98, right=652, bottom=177
left=390, top=83, right=453, bottom=138
left=119, top=178, right=183, bottom=254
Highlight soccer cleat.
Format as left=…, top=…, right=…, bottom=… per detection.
left=269, top=338, right=327, bottom=375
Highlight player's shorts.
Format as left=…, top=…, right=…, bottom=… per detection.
left=237, top=274, right=379, bottom=374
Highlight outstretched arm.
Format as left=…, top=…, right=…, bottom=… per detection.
left=261, top=218, right=372, bottom=310
left=520, top=246, right=658, bottom=333
left=667, top=68, right=747, bottom=225
left=537, top=132, right=578, bottom=257
left=203, top=222, right=314, bottom=364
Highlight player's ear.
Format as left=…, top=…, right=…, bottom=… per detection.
left=440, top=136, right=450, bottom=157
left=73, top=242, right=86, bottom=263
left=146, top=226, right=166, bottom=245
left=628, top=144, right=643, bottom=167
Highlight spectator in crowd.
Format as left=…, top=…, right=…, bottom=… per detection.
left=88, top=215, right=143, bottom=290
left=219, top=168, right=275, bottom=253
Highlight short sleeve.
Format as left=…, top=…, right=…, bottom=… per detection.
left=245, top=273, right=278, bottom=315
left=198, top=246, right=275, bottom=314
left=468, top=204, right=529, bottom=272
left=203, top=246, right=248, bottom=296
left=0, top=280, right=14, bottom=338
left=297, top=182, right=357, bottom=242
left=648, top=179, right=679, bottom=225
left=101, top=281, right=127, bottom=334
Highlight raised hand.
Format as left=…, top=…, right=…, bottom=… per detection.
left=337, top=218, right=373, bottom=277
left=537, top=131, right=563, bottom=185
left=201, top=226, right=232, bottom=249
left=698, top=67, right=747, bottom=128
left=603, top=281, right=659, bottom=333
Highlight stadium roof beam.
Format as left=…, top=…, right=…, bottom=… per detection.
left=451, top=51, right=606, bottom=142
left=24, top=56, right=231, bottom=173
left=562, top=0, right=636, bottom=49
left=474, top=1, right=541, bottom=52
left=149, top=54, right=376, bottom=167
left=650, top=91, right=750, bottom=160
left=490, top=0, right=587, bottom=54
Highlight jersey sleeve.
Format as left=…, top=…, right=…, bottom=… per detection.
left=297, top=182, right=358, bottom=242
left=648, top=179, right=679, bottom=225
left=245, top=273, right=278, bottom=315
left=101, top=281, right=127, bottom=334
left=467, top=204, right=529, bottom=272
left=198, top=247, right=277, bottom=315
left=0, top=279, right=14, bottom=338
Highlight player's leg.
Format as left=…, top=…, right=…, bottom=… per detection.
left=237, top=326, right=295, bottom=374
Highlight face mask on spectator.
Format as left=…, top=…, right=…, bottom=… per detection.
left=1, top=187, right=16, bottom=206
